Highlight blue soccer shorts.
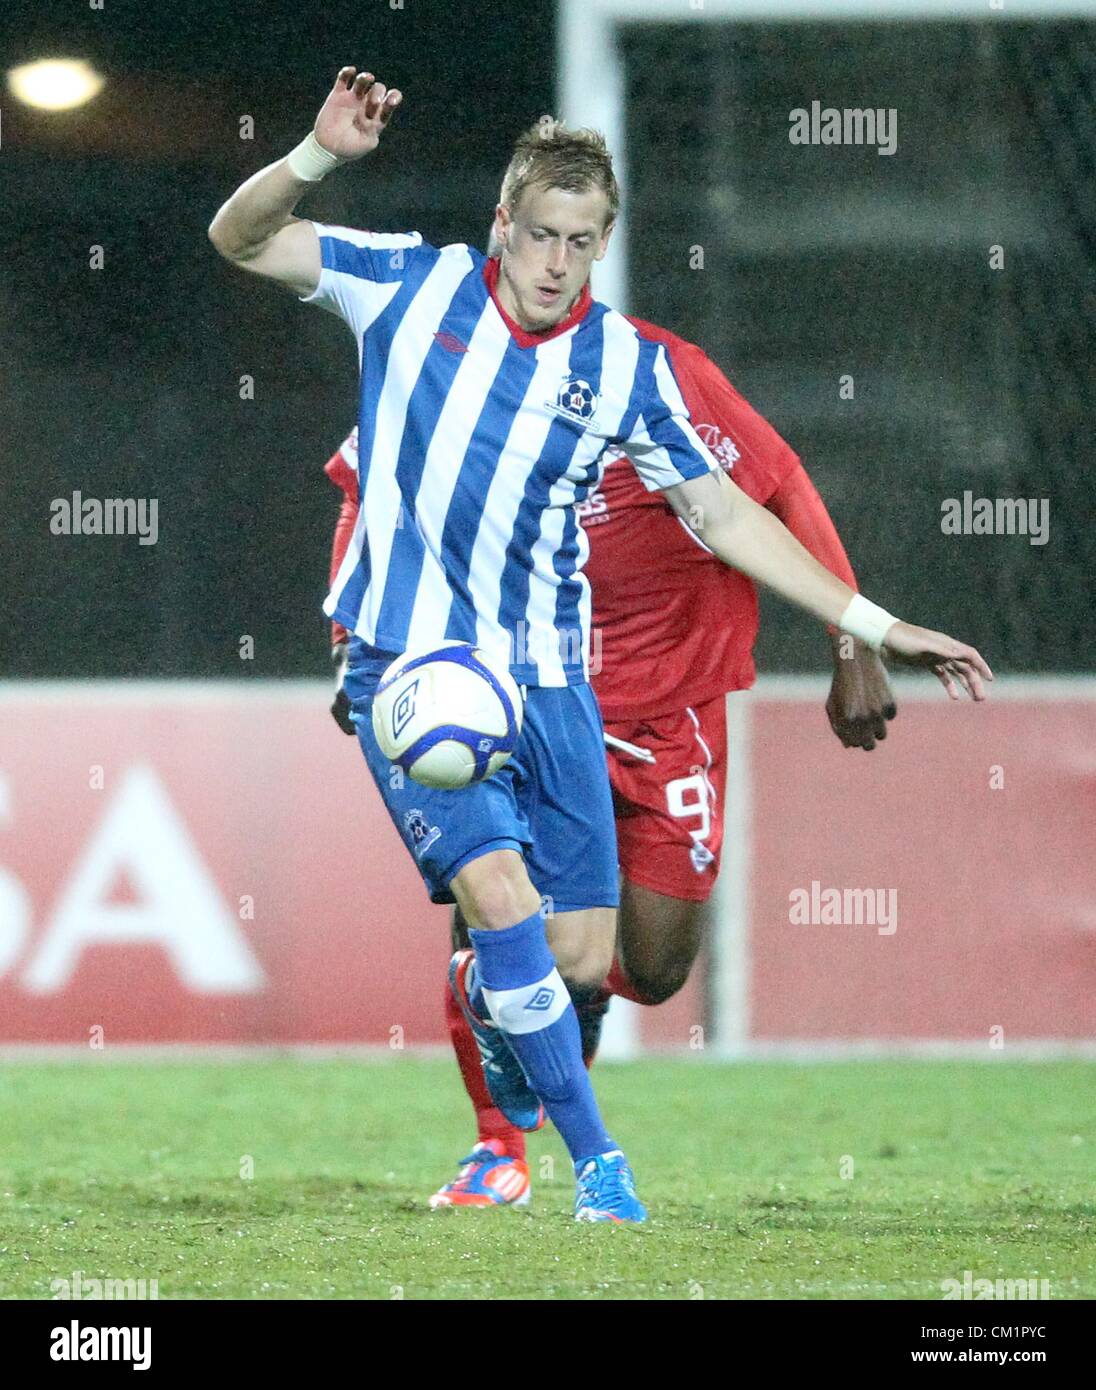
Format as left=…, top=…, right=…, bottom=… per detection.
left=346, top=653, right=620, bottom=913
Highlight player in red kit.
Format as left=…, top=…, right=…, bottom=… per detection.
left=578, top=318, right=895, bottom=1014
left=322, top=318, right=899, bottom=1208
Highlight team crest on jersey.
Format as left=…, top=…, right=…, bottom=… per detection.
left=696, top=422, right=740, bottom=472
left=547, top=375, right=599, bottom=426
left=404, top=808, right=441, bottom=857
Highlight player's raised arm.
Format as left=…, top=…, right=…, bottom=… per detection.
left=665, top=467, right=993, bottom=701
left=207, top=68, right=402, bottom=295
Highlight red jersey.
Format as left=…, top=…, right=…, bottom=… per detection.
left=581, top=318, right=799, bottom=721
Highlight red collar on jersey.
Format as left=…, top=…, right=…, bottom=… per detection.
left=482, top=256, right=593, bottom=348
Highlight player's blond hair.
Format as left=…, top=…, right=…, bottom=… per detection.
left=499, top=118, right=619, bottom=227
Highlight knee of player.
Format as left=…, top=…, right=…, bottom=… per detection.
left=451, top=850, right=541, bottom=932
left=555, top=944, right=615, bottom=996
left=560, top=966, right=610, bottom=1003
left=626, top=958, right=692, bottom=1006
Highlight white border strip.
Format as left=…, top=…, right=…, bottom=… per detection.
left=749, top=674, right=1096, bottom=701
left=561, top=0, right=1094, bottom=24
left=710, top=691, right=752, bottom=1053
left=705, top=1039, right=1096, bottom=1060
left=0, top=675, right=1090, bottom=703
left=0, top=1040, right=1091, bottom=1062
left=559, top=0, right=629, bottom=311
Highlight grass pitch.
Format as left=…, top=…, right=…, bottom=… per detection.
left=1, top=1057, right=1092, bottom=1300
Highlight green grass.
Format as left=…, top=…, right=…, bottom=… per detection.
left=1, top=1058, right=1093, bottom=1299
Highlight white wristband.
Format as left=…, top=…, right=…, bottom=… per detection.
left=286, top=132, right=345, bottom=182
left=838, top=594, right=899, bottom=650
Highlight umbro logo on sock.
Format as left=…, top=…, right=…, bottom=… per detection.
left=524, top=987, right=556, bottom=1012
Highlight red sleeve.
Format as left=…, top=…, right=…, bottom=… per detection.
left=324, top=431, right=360, bottom=648
left=330, top=493, right=357, bottom=588
left=324, top=448, right=360, bottom=506
left=626, top=317, right=800, bottom=503
left=329, top=493, right=358, bottom=647
left=662, top=339, right=856, bottom=587
left=672, top=344, right=801, bottom=502
left=764, top=462, right=858, bottom=591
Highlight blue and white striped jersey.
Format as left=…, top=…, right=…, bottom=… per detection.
left=303, top=224, right=717, bottom=687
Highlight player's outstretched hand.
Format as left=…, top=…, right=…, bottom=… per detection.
left=314, top=67, right=402, bottom=162
left=882, top=622, right=993, bottom=701
left=827, top=644, right=897, bottom=750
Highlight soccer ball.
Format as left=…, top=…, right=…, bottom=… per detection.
left=371, top=642, right=523, bottom=790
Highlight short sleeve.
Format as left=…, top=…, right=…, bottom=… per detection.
left=670, top=343, right=800, bottom=506
left=621, top=341, right=719, bottom=492
left=299, top=223, right=430, bottom=340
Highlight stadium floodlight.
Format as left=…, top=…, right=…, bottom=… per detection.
left=7, top=58, right=106, bottom=112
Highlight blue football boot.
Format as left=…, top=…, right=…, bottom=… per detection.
left=573, top=1150, right=648, bottom=1224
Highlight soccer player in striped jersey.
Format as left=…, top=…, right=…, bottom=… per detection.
left=209, top=67, right=991, bottom=1223
left=322, top=332, right=894, bottom=1208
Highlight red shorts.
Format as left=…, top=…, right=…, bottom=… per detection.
left=603, top=693, right=728, bottom=903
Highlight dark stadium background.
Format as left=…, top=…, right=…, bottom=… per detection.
left=4, top=2, right=1092, bottom=678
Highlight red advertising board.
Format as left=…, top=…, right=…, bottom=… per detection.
left=743, top=683, right=1096, bottom=1044
left=0, top=681, right=1091, bottom=1049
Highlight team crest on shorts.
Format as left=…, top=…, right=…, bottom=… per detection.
left=690, top=842, right=715, bottom=873
left=547, top=375, right=599, bottom=427
left=404, top=808, right=441, bottom=857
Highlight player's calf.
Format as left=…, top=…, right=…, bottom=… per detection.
left=454, top=905, right=610, bottom=1065
left=452, top=858, right=622, bottom=1164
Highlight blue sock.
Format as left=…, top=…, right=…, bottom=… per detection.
left=469, top=911, right=613, bottom=1163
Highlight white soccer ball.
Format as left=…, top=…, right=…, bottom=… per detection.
left=371, top=641, right=523, bottom=790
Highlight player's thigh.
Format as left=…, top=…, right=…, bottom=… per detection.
left=605, top=696, right=728, bottom=998
left=518, top=683, right=620, bottom=918
left=350, top=684, right=532, bottom=909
